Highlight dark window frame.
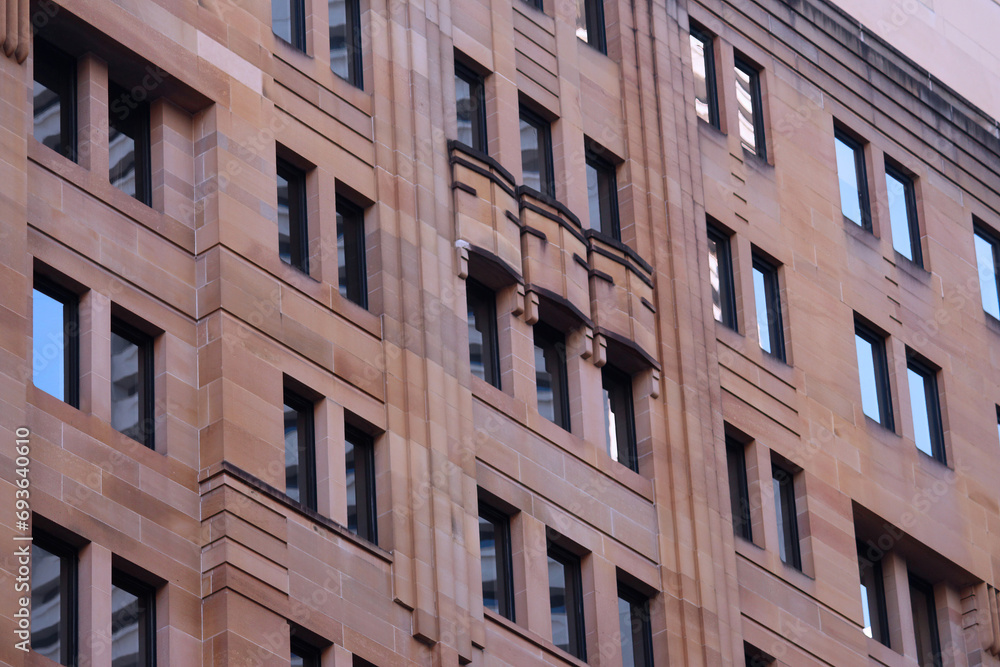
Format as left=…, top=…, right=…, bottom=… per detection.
left=273, top=0, right=307, bottom=51
left=725, top=435, right=752, bottom=541
left=466, top=278, right=501, bottom=389
left=31, top=531, right=78, bottom=667
left=734, top=56, right=766, bottom=162
left=111, top=570, right=156, bottom=667
left=585, top=148, right=620, bottom=240
left=283, top=388, right=318, bottom=511
left=973, top=222, right=1000, bottom=320
left=110, top=316, right=155, bottom=449
left=108, top=81, right=152, bottom=206
left=905, top=352, right=946, bottom=465
left=885, top=161, right=923, bottom=267
left=689, top=24, right=719, bottom=129
left=751, top=254, right=785, bottom=362
left=855, top=320, right=895, bottom=431
left=522, top=0, right=544, bottom=11
left=707, top=224, right=737, bottom=330
left=909, top=575, right=942, bottom=667
left=478, top=502, right=516, bottom=622
left=533, top=321, right=570, bottom=431
left=547, top=543, right=586, bottom=661
left=33, top=275, right=80, bottom=409
left=33, top=38, right=78, bottom=163
left=617, top=583, right=654, bottom=667
left=834, top=125, right=872, bottom=232
left=277, top=158, right=310, bottom=273
left=578, top=0, right=607, bottom=54
left=519, top=106, right=555, bottom=199
left=857, top=541, right=890, bottom=648
left=337, top=196, right=368, bottom=309
left=345, top=425, right=378, bottom=544
left=601, top=364, right=637, bottom=472
left=772, top=464, right=801, bottom=571
left=454, top=62, right=488, bottom=153
left=290, top=637, right=322, bottom=667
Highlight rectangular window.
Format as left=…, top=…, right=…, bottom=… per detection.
left=772, top=464, right=801, bottom=570
left=857, top=542, right=890, bottom=647
left=111, top=571, right=156, bottom=667
left=689, top=26, right=718, bottom=128
left=466, top=279, right=501, bottom=389
left=885, top=161, right=922, bottom=266
left=290, top=639, right=321, bottom=667
left=547, top=544, right=585, bottom=661
left=478, top=502, right=515, bottom=621
left=329, top=0, right=363, bottom=87
left=834, top=127, right=871, bottom=231
left=522, top=0, right=544, bottom=11
left=585, top=148, right=620, bottom=239
left=277, top=159, right=309, bottom=273
left=855, top=321, right=894, bottom=430
left=284, top=389, right=317, bottom=510
left=345, top=425, right=377, bottom=543
left=906, top=353, right=945, bottom=464
left=734, top=57, right=765, bottom=160
left=111, top=318, right=155, bottom=448
left=601, top=365, right=637, bottom=471
left=909, top=576, right=942, bottom=667
left=108, top=82, right=152, bottom=205
left=575, top=0, right=606, bottom=54
left=337, top=196, right=368, bottom=308
left=726, top=435, right=752, bottom=541
left=974, top=224, right=1000, bottom=320
left=752, top=255, right=784, bottom=361
left=745, top=644, right=774, bottom=667
left=273, top=0, right=306, bottom=51
left=455, top=63, right=487, bottom=152
left=533, top=323, right=570, bottom=430
left=33, top=39, right=77, bottom=162
left=707, top=224, right=737, bottom=330
left=519, top=107, right=555, bottom=198
left=617, top=584, right=653, bottom=667
left=31, top=533, right=77, bottom=666
left=33, top=277, right=79, bottom=408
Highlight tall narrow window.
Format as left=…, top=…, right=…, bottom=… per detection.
left=466, top=279, right=500, bottom=389
left=857, top=542, right=889, bottom=647
left=111, top=571, right=156, bottom=667
left=337, top=197, right=368, bottom=308
left=602, top=365, right=637, bottom=471
left=33, top=39, right=77, bottom=162
left=772, top=464, right=801, bottom=570
left=834, top=127, right=871, bottom=230
left=909, top=576, right=942, bottom=667
left=726, top=435, right=752, bottom=541
left=855, top=321, right=894, bottom=429
left=290, top=639, right=321, bottom=667
left=752, top=255, right=784, bottom=361
left=345, top=426, right=377, bottom=543
left=284, top=389, right=317, bottom=510
left=108, top=82, right=152, bottom=205
left=31, top=533, right=77, bottom=666
left=689, top=26, right=718, bottom=128
left=618, top=584, right=653, bottom=667
left=707, top=225, right=737, bottom=329
left=329, top=0, right=363, bottom=87
left=885, top=161, right=922, bottom=266
left=478, top=502, right=515, bottom=621
left=974, top=224, right=1000, bottom=320
left=533, top=323, right=569, bottom=430
left=575, top=0, right=606, bottom=54
left=455, top=63, right=487, bottom=152
left=906, top=353, right=945, bottom=464
left=585, top=148, right=620, bottom=239
left=734, top=57, right=766, bottom=160
left=33, top=277, right=79, bottom=408
left=547, top=544, right=585, bottom=661
left=111, top=318, right=155, bottom=449
left=277, top=159, right=309, bottom=273
left=273, top=0, right=306, bottom=50
left=519, top=107, right=555, bottom=198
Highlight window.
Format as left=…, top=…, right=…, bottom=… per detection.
left=277, top=159, right=309, bottom=273
left=602, top=365, right=637, bottom=471
left=906, top=352, right=945, bottom=463
left=689, top=25, right=719, bottom=128
left=752, top=254, right=784, bottom=361
left=885, top=161, right=922, bottom=265
left=337, top=196, right=368, bottom=308
left=973, top=223, right=1000, bottom=320
left=533, top=323, right=569, bottom=430
left=855, top=321, right=894, bottom=429
left=345, top=425, right=377, bottom=543
left=744, top=644, right=774, bottom=667
left=617, top=584, right=653, bottom=667
left=585, top=149, right=620, bottom=239
left=329, top=0, right=363, bottom=87
left=455, top=63, right=487, bottom=152
left=547, top=544, right=585, bottom=660
left=108, top=82, right=152, bottom=205
left=33, top=277, right=79, bottom=408
left=726, top=435, right=752, bottom=541
left=478, top=502, right=514, bottom=621
left=575, top=0, right=606, bottom=54
left=519, top=107, right=555, bottom=198
left=33, top=39, right=77, bottom=162
left=111, top=317, right=155, bottom=448
left=273, top=0, right=306, bottom=51
left=772, top=464, right=801, bottom=570
left=111, top=571, right=156, bottom=667
left=734, top=57, right=765, bottom=160
left=909, top=576, right=942, bottom=667
left=834, top=127, right=871, bottom=230
left=31, top=533, right=77, bottom=666
left=290, top=639, right=321, bottom=667
left=466, top=279, right=500, bottom=389
left=353, top=657, right=377, bottom=667
left=857, top=542, right=890, bottom=647
left=284, top=389, right=317, bottom=510
left=707, top=224, right=737, bottom=329
left=522, top=0, right=543, bottom=11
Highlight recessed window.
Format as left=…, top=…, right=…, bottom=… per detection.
left=32, top=276, right=80, bottom=408
left=744, top=644, right=775, bottom=667
left=885, top=161, right=922, bottom=266
left=290, top=638, right=322, bottom=667
left=533, top=323, right=570, bottom=430
left=337, top=196, right=368, bottom=308
left=329, top=0, right=363, bottom=87
left=455, top=63, right=487, bottom=152
left=273, top=0, right=306, bottom=51
left=707, top=224, right=737, bottom=330
left=478, top=501, right=515, bottom=621
left=601, top=365, right=637, bottom=471
left=617, top=583, right=653, bottom=667
left=547, top=543, right=585, bottom=660
left=857, top=542, right=890, bottom=647
left=909, top=576, right=942, bottom=667
left=31, top=533, right=77, bottom=666
left=834, top=126, right=871, bottom=231
left=752, top=254, right=784, bottom=361
left=726, top=435, right=752, bottom=541
left=33, top=39, right=77, bottom=162
left=284, top=389, right=317, bottom=510
left=466, top=279, right=501, bottom=389
left=906, top=352, right=945, bottom=464
left=345, top=425, right=377, bottom=543
left=585, top=148, right=620, bottom=239
left=772, top=464, right=801, bottom=570
left=108, top=82, right=152, bottom=205
left=689, top=25, right=719, bottom=128
left=111, top=317, right=155, bottom=448
left=734, top=57, right=765, bottom=160
left=575, top=0, right=606, bottom=53
left=277, top=158, right=309, bottom=273
left=519, top=107, right=555, bottom=198
left=973, top=223, right=1000, bottom=320
left=522, top=0, right=544, bottom=11
left=111, top=571, right=156, bottom=667
left=855, top=320, right=894, bottom=430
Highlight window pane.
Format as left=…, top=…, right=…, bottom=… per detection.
left=520, top=118, right=542, bottom=193
left=708, top=235, right=722, bottom=321
left=329, top=0, right=348, bottom=77
left=907, top=367, right=934, bottom=458
left=455, top=74, right=474, bottom=148
left=535, top=342, right=555, bottom=423
left=735, top=65, right=757, bottom=155
left=345, top=436, right=358, bottom=532
left=337, top=200, right=367, bottom=308
left=534, top=326, right=567, bottom=429
left=886, top=171, right=914, bottom=260
left=345, top=428, right=376, bottom=542
left=33, top=289, right=66, bottom=401
left=586, top=161, right=601, bottom=232
left=479, top=514, right=499, bottom=614
left=110, top=584, right=142, bottom=667
left=618, top=596, right=636, bottom=667
left=31, top=543, right=67, bottom=663
left=752, top=267, right=771, bottom=354
left=773, top=466, right=799, bottom=569
left=575, top=0, right=589, bottom=42
left=109, top=122, right=137, bottom=199
left=975, top=232, right=999, bottom=319
left=726, top=438, right=752, bottom=541
left=273, top=0, right=293, bottom=43
left=33, top=79, right=64, bottom=154
left=548, top=555, right=569, bottom=652
left=277, top=171, right=292, bottom=265
left=467, top=281, right=499, bottom=388
left=111, top=330, right=142, bottom=441
left=835, top=136, right=863, bottom=226
left=855, top=334, right=881, bottom=422
left=691, top=33, right=711, bottom=124
left=910, top=579, right=941, bottom=667
left=284, top=402, right=302, bottom=503
left=772, top=474, right=788, bottom=563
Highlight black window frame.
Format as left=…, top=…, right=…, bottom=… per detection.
left=725, top=435, right=752, bottom=541
left=834, top=125, right=872, bottom=232
left=477, top=501, right=515, bottom=622
left=111, top=570, right=156, bottom=667
left=32, top=38, right=78, bottom=163
left=31, top=531, right=78, bottom=667
left=533, top=322, right=570, bottom=431
left=273, top=0, right=307, bottom=51
left=585, top=148, right=620, bottom=240
left=617, top=583, right=653, bottom=667
left=522, top=0, right=544, bottom=11
left=734, top=56, right=766, bottom=162
left=337, top=196, right=368, bottom=309
left=277, top=158, right=309, bottom=273
left=745, top=643, right=774, bottom=667
left=110, top=316, right=155, bottom=449
left=290, top=637, right=322, bottom=667
left=973, top=222, right=1000, bottom=320
left=885, top=160, right=923, bottom=267
left=772, top=464, right=801, bottom=571
left=909, top=575, right=942, bottom=667
left=32, top=275, right=80, bottom=409
left=283, top=388, right=318, bottom=511
left=855, top=320, right=894, bottom=431
left=857, top=541, right=890, bottom=648
left=519, top=106, right=555, bottom=199
left=751, top=254, right=785, bottom=362
left=345, top=425, right=377, bottom=544
left=577, top=0, right=607, bottom=54
left=905, top=352, right=946, bottom=465
left=689, top=24, right=719, bottom=129
left=329, top=0, right=364, bottom=88
left=601, top=364, right=637, bottom=472
left=108, top=81, right=152, bottom=206
left=454, top=62, right=487, bottom=153
left=707, top=223, right=737, bottom=330
left=466, top=278, right=501, bottom=389
left=546, top=543, right=586, bottom=661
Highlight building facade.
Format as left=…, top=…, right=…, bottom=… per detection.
left=1, top=0, right=999, bottom=664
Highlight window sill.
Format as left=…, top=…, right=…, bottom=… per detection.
left=483, top=609, right=590, bottom=667
left=740, top=145, right=773, bottom=171
left=843, top=216, right=879, bottom=248
left=861, top=414, right=899, bottom=441
left=983, top=311, right=1000, bottom=337
left=866, top=635, right=902, bottom=665
left=888, top=250, right=931, bottom=283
